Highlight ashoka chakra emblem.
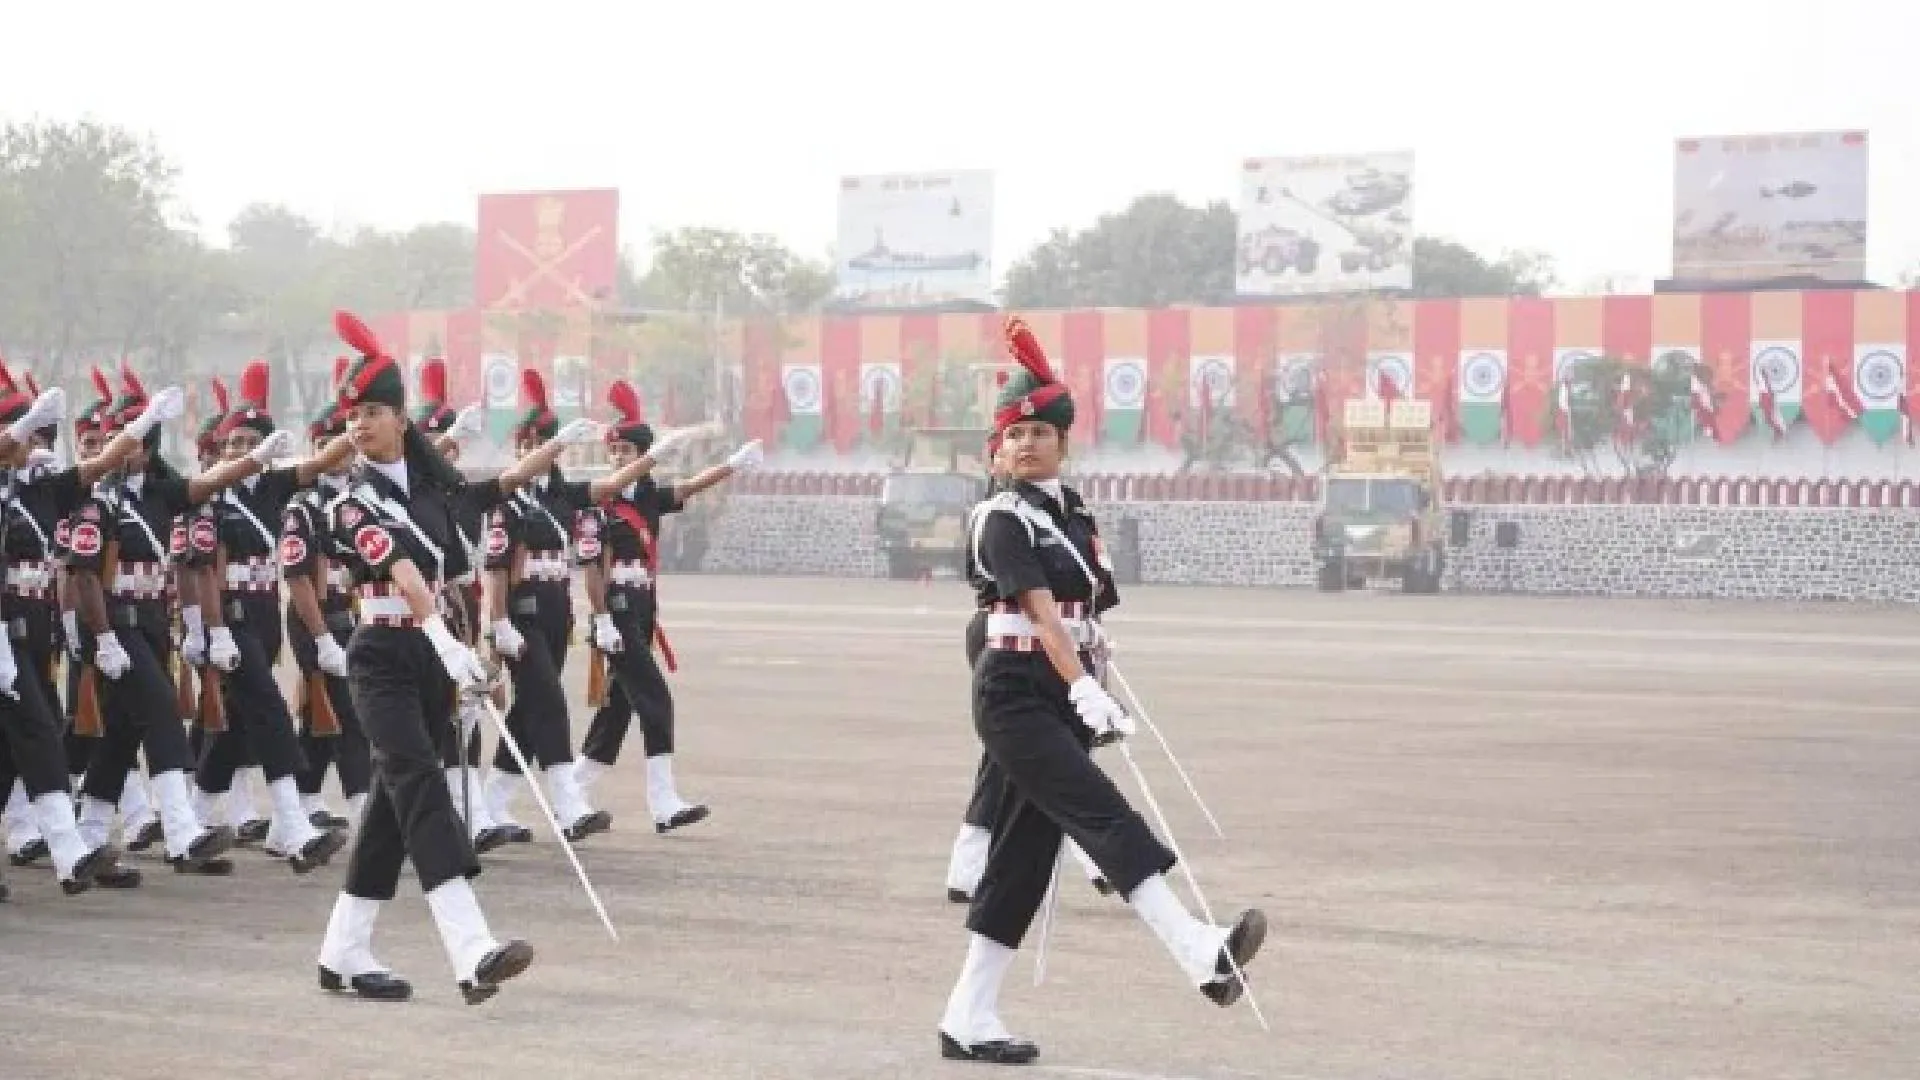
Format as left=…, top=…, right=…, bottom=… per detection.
left=1856, top=350, right=1903, bottom=404
left=1463, top=352, right=1503, bottom=397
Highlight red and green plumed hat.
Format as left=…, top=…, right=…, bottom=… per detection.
left=604, top=380, right=654, bottom=453
left=112, top=362, right=161, bottom=447
left=334, top=311, right=407, bottom=412
left=413, top=358, right=457, bottom=435
left=75, top=367, right=115, bottom=437
left=216, top=360, right=275, bottom=440
left=196, top=377, right=230, bottom=452
left=992, top=316, right=1075, bottom=437
left=513, top=369, right=558, bottom=443
left=309, top=356, right=350, bottom=440
left=0, top=357, right=33, bottom=427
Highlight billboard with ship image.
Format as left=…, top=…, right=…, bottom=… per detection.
left=834, top=170, right=994, bottom=308
left=1671, top=130, right=1868, bottom=285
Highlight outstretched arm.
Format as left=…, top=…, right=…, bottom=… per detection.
left=496, top=419, right=598, bottom=496
left=291, top=434, right=355, bottom=487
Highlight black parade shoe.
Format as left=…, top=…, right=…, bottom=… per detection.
left=1200, top=909, right=1269, bottom=1008
left=1090, top=877, right=1114, bottom=897
left=126, top=820, right=164, bottom=852
left=501, top=825, right=535, bottom=845
left=472, top=826, right=512, bottom=855
left=9, top=839, right=49, bottom=867
left=458, top=940, right=534, bottom=1005
left=59, top=844, right=117, bottom=896
left=319, top=965, right=413, bottom=1001
left=309, top=809, right=350, bottom=830
left=232, top=819, right=270, bottom=845
left=947, top=888, right=971, bottom=905
left=95, top=864, right=142, bottom=888
left=563, top=810, right=612, bottom=842
left=288, top=828, right=348, bottom=875
left=939, top=1031, right=1040, bottom=1065
left=169, top=855, right=236, bottom=876
left=654, top=805, right=709, bottom=834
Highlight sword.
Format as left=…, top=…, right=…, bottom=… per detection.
left=465, top=684, right=619, bottom=942
left=1108, top=659, right=1226, bottom=841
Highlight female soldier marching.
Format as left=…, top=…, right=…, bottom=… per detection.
left=936, top=319, right=1267, bottom=1065
left=570, top=381, right=761, bottom=831
left=313, top=312, right=597, bottom=1004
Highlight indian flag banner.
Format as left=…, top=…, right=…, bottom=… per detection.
left=1455, top=349, right=1506, bottom=445
left=1749, top=341, right=1803, bottom=435
left=1102, top=356, right=1148, bottom=445
left=1854, top=344, right=1907, bottom=444
left=1274, top=354, right=1319, bottom=445
left=781, top=362, right=824, bottom=449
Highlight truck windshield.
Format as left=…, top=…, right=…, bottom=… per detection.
left=1325, top=479, right=1368, bottom=513
left=1325, top=478, right=1423, bottom=515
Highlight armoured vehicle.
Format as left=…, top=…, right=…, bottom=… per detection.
left=1313, top=398, right=1446, bottom=593
left=875, top=426, right=990, bottom=580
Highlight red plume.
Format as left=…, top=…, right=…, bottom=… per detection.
left=607, top=380, right=644, bottom=424
left=23, top=373, right=40, bottom=398
left=209, top=377, right=230, bottom=415
left=331, top=356, right=351, bottom=391
left=0, top=358, right=16, bottom=395
left=334, top=310, right=386, bottom=359
left=520, top=368, right=549, bottom=411
left=1003, top=317, right=1057, bottom=384
left=419, top=358, right=448, bottom=403
left=239, top=359, right=270, bottom=410
left=120, top=360, right=147, bottom=402
left=90, top=366, right=111, bottom=403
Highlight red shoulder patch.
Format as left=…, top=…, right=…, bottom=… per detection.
left=354, top=524, right=394, bottom=564
left=576, top=513, right=600, bottom=537
left=280, top=534, right=308, bottom=569
left=69, top=521, right=103, bottom=558
left=576, top=536, right=602, bottom=559
left=190, top=517, right=217, bottom=554
left=79, top=504, right=101, bottom=522
left=485, top=523, right=510, bottom=557
left=169, top=522, right=187, bottom=556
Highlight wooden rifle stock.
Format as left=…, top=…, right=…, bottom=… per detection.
left=73, top=663, right=103, bottom=737
left=586, top=643, right=607, bottom=707
left=306, top=670, right=341, bottom=736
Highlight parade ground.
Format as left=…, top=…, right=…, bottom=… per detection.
left=3, top=577, right=1916, bottom=1080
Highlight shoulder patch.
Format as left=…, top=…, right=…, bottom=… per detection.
left=69, top=521, right=103, bottom=558
left=190, top=517, right=218, bottom=554
left=576, top=513, right=600, bottom=537
left=485, top=522, right=510, bottom=557
left=169, top=521, right=187, bottom=556
left=54, top=519, right=72, bottom=550
left=79, top=504, right=101, bottom=522
left=280, top=534, right=308, bottom=569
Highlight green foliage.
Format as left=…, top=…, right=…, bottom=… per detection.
left=633, top=227, right=831, bottom=315
left=1004, top=195, right=1238, bottom=309
left=1408, top=237, right=1558, bottom=298
left=1545, top=351, right=1706, bottom=477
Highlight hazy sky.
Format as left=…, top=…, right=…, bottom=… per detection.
left=7, top=0, right=1916, bottom=291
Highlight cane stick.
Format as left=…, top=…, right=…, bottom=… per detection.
left=471, top=692, right=619, bottom=942
left=1108, top=660, right=1226, bottom=841
left=1031, top=845, right=1065, bottom=986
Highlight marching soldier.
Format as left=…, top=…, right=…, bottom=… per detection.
left=937, top=320, right=1266, bottom=1064
left=571, top=381, right=761, bottom=831
left=479, top=371, right=668, bottom=840
left=313, top=312, right=591, bottom=1003
left=286, top=368, right=370, bottom=829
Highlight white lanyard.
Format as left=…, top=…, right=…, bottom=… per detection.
left=352, top=482, right=445, bottom=578
left=222, top=487, right=278, bottom=551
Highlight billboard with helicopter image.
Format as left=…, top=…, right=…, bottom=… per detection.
left=834, top=170, right=995, bottom=308
left=1236, top=150, right=1414, bottom=297
left=1671, top=130, right=1867, bottom=284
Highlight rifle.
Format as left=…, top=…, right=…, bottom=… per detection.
left=72, top=532, right=124, bottom=738
left=305, top=668, right=341, bottom=736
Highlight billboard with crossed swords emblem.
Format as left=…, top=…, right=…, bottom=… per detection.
left=476, top=189, right=621, bottom=311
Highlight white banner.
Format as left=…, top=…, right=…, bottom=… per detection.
left=1237, top=151, right=1414, bottom=296
left=834, top=170, right=994, bottom=308
left=1671, top=130, right=1868, bottom=284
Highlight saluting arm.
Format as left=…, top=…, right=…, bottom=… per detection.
left=290, top=435, right=356, bottom=487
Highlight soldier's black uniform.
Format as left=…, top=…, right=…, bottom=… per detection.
left=484, top=469, right=588, bottom=777
left=284, top=481, right=371, bottom=812
left=0, top=464, right=86, bottom=797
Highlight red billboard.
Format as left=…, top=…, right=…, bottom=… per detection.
left=475, top=189, right=620, bottom=310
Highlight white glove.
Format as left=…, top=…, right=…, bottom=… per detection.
left=25, top=448, right=55, bottom=470
left=61, top=611, right=82, bottom=661
left=554, top=418, right=601, bottom=446
left=179, top=604, right=207, bottom=666
left=248, top=429, right=292, bottom=464
left=1068, top=675, right=1135, bottom=740
left=207, top=625, right=240, bottom=672
left=7, top=387, right=64, bottom=442
left=724, top=439, right=764, bottom=472
left=490, top=617, right=525, bottom=660
left=123, top=385, right=185, bottom=440
left=424, top=615, right=488, bottom=690
left=94, top=631, right=131, bottom=681
left=591, top=613, right=623, bottom=653
left=449, top=405, right=484, bottom=438
left=0, top=636, right=17, bottom=699
left=315, top=634, right=350, bottom=678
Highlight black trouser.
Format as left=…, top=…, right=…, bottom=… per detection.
left=341, top=624, right=476, bottom=900
left=955, top=611, right=1001, bottom=829
left=81, top=602, right=194, bottom=805
left=966, top=649, right=1174, bottom=950
left=57, top=612, right=95, bottom=778
left=196, top=593, right=307, bottom=792
left=490, top=581, right=573, bottom=776
left=291, top=608, right=372, bottom=800
left=580, top=588, right=675, bottom=764
left=0, top=618, right=73, bottom=800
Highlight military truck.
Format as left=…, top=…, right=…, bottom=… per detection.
left=1312, top=398, right=1446, bottom=593
left=875, top=426, right=990, bottom=580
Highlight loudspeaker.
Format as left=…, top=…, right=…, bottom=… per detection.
left=1494, top=520, right=1521, bottom=549
left=1448, top=509, right=1473, bottom=548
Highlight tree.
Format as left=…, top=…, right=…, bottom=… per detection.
left=1003, top=195, right=1237, bottom=309
left=1409, top=237, right=1558, bottom=298
left=0, top=119, right=221, bottom=381
left=1549, top=351, right=1705, bottom=478
left=635, top=227, right=831, bottom=315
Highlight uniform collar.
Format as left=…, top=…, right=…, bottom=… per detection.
left=361, top=456, right=408, bottom=496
